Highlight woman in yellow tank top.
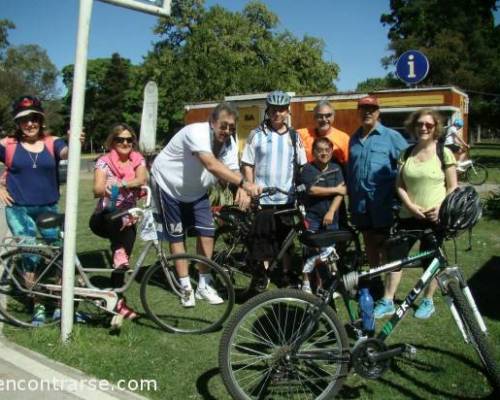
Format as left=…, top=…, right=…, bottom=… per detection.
left=374, top=108, right=457, bottom=320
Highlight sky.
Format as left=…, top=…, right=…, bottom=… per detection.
left=2, top=0, right=499, bottom=95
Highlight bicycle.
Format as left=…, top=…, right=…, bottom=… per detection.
left=218, top=187, right=499, bottom=399
left=457, top=157, right=488, bottom=185
left=0, top=186, right=234, bottom=334
left=213, top=178, right=360, bottom=297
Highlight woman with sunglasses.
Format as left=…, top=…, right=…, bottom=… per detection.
left=0, top=95, right=78, bottom=326
left=374, top=108, right=457, bottom=320
left=89, top=123, right=147, bottom=320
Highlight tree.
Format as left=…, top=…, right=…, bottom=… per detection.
left=62, top=54, right=132, bottom=146
left=0, top=21, right=59, bottom=134
left=356, top=75, right=403, bottom=92
left=143, top=0, right=339, bottom=140
left=380, top=0, right=500, bottom=128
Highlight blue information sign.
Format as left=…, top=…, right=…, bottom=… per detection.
left=396, top=50, right=429, bottom=85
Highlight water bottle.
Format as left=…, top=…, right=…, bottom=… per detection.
left=108, top=184, right=119, bottom=212
left=359, top=288, right=375, bottom=336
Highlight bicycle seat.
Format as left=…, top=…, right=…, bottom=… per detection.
left=36, top=212, right=65, bottom=229
left=299, top=229, right=355, bottom=248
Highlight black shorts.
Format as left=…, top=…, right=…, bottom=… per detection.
left=446, top=144, right=461, bottom=153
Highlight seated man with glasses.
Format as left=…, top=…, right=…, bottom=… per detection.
left=151, top=102, right=261, bottom=307
left=298, top=100, right=350, bottom=166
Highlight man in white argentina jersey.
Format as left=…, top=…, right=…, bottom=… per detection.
left=241, top=90, right=307, bottom=289
left=152, top=102, right=261, bottom=307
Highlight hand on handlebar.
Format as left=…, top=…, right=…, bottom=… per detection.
left=242, top=181, right=262, bottom=197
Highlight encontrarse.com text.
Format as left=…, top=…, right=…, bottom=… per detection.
left=0, top=378, right=158, bottom=392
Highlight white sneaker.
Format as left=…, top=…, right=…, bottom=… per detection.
left=195, top=284, right=224, bottom=305
left=301, top=284, right=312, bottom=294
left=181, top=289, right=195, bottom=308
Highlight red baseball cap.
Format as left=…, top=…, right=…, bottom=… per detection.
left=357, top=96, right=379, bottom=108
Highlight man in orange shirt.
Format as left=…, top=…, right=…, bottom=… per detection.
left=298, top=100, right=350, bottom=165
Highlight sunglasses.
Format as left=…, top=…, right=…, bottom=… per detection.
left=18, top=114, right=43, bottom=124
left=219, top=122, right=236, bottom=133
left=416, top=121, right=435, bottom=129
left=315, top=113, right=333, bottom=119
left=113, top=136, right=134, bottom=144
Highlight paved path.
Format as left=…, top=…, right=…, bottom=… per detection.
left=0, top=334, right=150, bottom=400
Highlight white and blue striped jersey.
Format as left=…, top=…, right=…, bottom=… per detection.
left=241, top=124, right=307, bottom=205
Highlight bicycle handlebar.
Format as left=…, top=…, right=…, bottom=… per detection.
left=109, top=185, right=152, bottom=221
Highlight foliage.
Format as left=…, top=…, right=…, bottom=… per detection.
left=356, top=74, right=403, bottom=92
left=141, top=0, right=339, bottom=141
left=61, top=55, right=135, bottom=147
left=0, top=21, right=59, bottom=135
left=380, top=0, right=500, bottom=129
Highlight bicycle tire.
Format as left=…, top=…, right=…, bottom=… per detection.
left=465, top=163, right=488, bottom=185
left=219, top=289, right=349, bottom=400
left=140, top=253, right=235, bottom=334
left=0, top=249, right=61, bottom=328
left=447, top=279, right=500, bottom=390
left=213, top=226, right=254, bottom=293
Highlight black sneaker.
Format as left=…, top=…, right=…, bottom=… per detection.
left=249, top=267, right=269, bottom=293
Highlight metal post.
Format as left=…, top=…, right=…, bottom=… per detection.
left=61, top=0, right=171, bottom=343
left=61, top=0, right=94, bottom=343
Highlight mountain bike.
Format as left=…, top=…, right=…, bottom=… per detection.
left=213, top=171, right=359, bottom=297
left=218, top=223, right=499, bottom=399
left=0, top=187, right=234, bottom=334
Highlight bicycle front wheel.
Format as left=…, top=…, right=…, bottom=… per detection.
left=219, top=289, right=349, bottom=400
left=447, top=280, right=500, bottom=390
left=466, top=163, right=488, bottom=185
left=0, top=249, right=61, bottom=328
left=140, top=253, right=234, bottom=334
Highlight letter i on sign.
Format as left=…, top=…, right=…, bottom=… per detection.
left=407, top=55, right=416, bottom=78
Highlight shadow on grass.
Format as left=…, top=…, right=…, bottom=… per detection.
left=468, top=256, right=500, bottom=321
left=77, top=249, right=112, bottom=269
left=196, top=367, right=220, bottom=400
left=388, top=344, right=497, bottom=399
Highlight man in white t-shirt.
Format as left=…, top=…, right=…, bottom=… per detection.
left=152, top=102, right=261, bottom=306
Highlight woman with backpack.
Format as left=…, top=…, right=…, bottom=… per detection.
left=373, top=108, right=457, bottom=320
left=89, top=123, right=147, bottom=320
left=0, top=95, right=78, bottom=326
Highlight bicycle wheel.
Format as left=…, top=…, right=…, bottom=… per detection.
left=213, top=226, right=253, bottom=293
left=466, top=163, right=488, bottom=185
left=219, top=289, right=349, bottom=400
left=140, top=253, right=235, bottom=334
left=447, top=280, right=500, bottom=390
left=0, top=249, right=61, bottom=328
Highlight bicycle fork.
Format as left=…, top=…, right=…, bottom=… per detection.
left=439, top=267, right=488, bottom=343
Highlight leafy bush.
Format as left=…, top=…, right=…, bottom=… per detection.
left=484, top=190, right=500, bottom=218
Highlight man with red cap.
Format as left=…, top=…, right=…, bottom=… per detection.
left=346, top=95, right=408, bottom=297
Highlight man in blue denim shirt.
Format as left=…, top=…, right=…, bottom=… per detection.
left=347, top=96, right=408, bottom=295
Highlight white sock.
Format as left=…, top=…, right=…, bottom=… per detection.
left=179, top=276, right=192, bottom=290
left=302, top=281, right=311, bottom=290
left=199, top=273, right=212, bottom=289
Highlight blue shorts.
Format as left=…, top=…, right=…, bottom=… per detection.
left=305, top=217, right=338, bottom=233
left=157, top=190, right=215, bottom=243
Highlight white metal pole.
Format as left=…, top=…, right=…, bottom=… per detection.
left=98, top=0, right=172, bottom=16
left=61, top=0, right=94, bottom=343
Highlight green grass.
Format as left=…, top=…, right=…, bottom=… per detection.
left=3, top=176, right=500, bottom=399
left=470, top=142, right=500, bottom=184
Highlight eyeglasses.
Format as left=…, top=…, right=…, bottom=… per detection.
left=219, top=122, right=236, bottom=133
left=113, top=136, right=134, bottom=144
left=315, top=113, right=333, bottom=119
left=416, top=121, right=435, bottom=130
